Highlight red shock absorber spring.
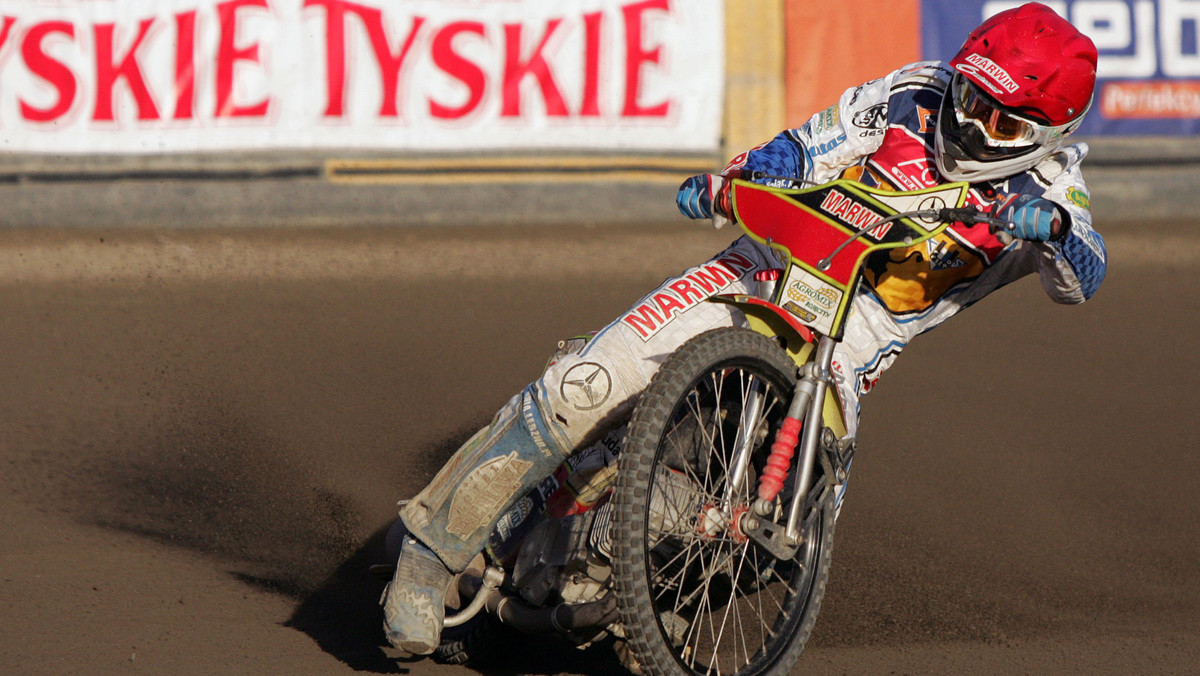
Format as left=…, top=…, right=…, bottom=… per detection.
left=758, top=416, right=802, bottom=502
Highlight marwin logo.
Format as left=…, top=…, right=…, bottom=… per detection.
left=962, top=53, right=1019, bottom=94
left=819, top=189, right=892, bottom=240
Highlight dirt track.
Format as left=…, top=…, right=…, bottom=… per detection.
left=2, top=222, right=1197, bottom=675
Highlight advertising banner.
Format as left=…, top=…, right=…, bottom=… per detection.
left=921, top=0, right=1200, bottom=135
left=0, top=0, right=724, bottom=154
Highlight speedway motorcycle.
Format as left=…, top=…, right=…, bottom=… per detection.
left=374, top=177, right=1010, bottom=676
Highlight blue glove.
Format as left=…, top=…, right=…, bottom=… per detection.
left=998, top=194, right=1064, bottom=242
left=676, top=174, right=714, bottom=219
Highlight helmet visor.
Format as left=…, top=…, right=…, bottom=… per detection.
left=950, top=72, right=1066, bottom=149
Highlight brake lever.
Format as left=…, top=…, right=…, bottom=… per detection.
left=936, top=207, right=1013, bottom=234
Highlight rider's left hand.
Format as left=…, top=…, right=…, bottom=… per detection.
left=997, top=194, right=1066, bottom=242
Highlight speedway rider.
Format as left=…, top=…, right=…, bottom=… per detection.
left=382, top=2, right=1106, bottom=656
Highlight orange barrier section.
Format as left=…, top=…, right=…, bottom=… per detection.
left=784, top=0, right=920, bottom=127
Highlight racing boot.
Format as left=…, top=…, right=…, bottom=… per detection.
left=385, top=385, right=576, bottom=655
left=381, top=534, right=453, bottom=655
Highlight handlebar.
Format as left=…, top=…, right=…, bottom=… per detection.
left=720, top=172, right=1013, bottom=234
left=815, top=206, right=1013, bottom=271
left=928, top=207, right=1012, bottom=233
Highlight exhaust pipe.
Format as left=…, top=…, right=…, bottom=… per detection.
left=452, top=570, right=618, bottom=635
left=489, top=591, right=618, bottom=635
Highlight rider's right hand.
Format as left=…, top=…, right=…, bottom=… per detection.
left=677, top=173, right=734, bottom=223
left=677, top=174, right=715, bottom=219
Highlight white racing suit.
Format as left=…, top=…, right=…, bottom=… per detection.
left=399, top=61, right=1107, bottom=573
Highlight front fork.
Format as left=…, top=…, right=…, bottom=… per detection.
left=725, top=334, right=838, bottom=557
left=780, top=336, right=836, bottom=541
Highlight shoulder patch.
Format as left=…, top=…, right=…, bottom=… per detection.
left=812, top=104, right=841, bottom=135
left=1066, top=186, right=1091, bottom=210
left=889, top=61, right=952, bottom=93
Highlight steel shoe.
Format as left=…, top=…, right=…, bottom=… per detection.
left=381, top=535, right=453, bottom=655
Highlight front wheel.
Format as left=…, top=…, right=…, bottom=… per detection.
left=611, top=328, right=836, bottom=676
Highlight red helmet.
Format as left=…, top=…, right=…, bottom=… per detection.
left=935, top=3, right=1098, bottom=182
left=951, top=2, right=1097, bottom=125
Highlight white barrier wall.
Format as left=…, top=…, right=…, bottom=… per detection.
left=0, top=0, right=724, bottom=154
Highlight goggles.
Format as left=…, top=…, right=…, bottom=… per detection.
left=949, top=72, right=1070, bottom=149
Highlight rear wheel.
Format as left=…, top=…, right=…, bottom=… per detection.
left=612, top=328, right=836, bottom=676
left=432, top=613, right=511, bottom=666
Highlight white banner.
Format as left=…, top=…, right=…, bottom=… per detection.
left=0, top=0, right=724, bottom=154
